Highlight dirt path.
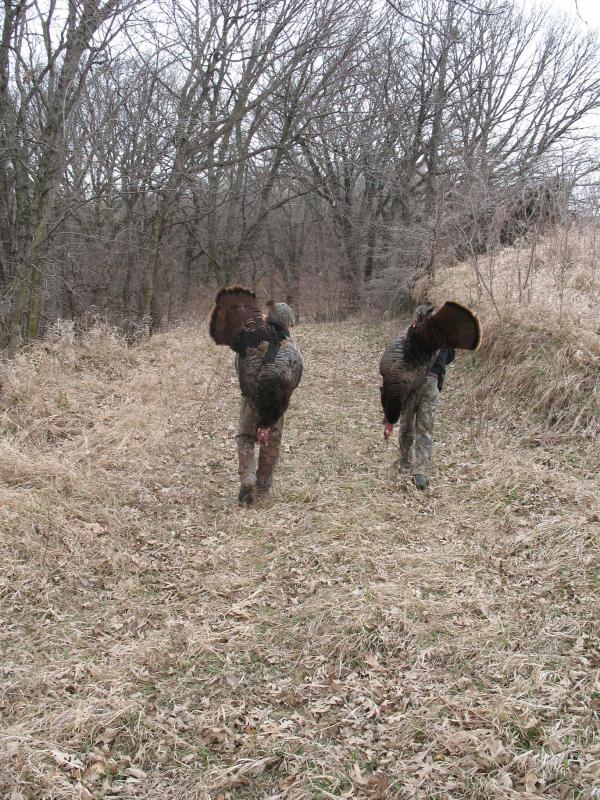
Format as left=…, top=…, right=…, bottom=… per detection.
left=1, top=321, right=598, bottom=799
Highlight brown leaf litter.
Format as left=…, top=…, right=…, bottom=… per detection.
left=0, top=277, right=598, bottom=798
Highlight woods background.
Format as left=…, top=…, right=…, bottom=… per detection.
left=1, top=0, right=599, bottom=350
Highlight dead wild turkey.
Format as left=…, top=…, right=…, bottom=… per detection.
left=209, top=286, right=302, bottom=443
left=379, top=302, right=481, bottom=439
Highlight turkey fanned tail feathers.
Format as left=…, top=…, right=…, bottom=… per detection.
left=379, top=301, right=480, bottom=424
left=209, top=286, right=265, bottom=349
left=419, top=301, right=481, bottom=351
left=209, top=286, right=302, bottom=427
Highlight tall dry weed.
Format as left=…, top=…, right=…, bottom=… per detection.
left=427, top=224, right=600, bottom=454
left=0, top=321, right=136, bottom=449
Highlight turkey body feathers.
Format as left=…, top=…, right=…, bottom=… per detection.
left=379, top=302, right=480, bottom=424
left=239, top=339, right=303, bottom=427
left=379, top=332, right=434, bottom=424
left=210, top=286, right=302, bottom=427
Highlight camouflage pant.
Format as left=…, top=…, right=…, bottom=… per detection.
left=236, top=397, right=284, bottom=493
left=399, top=375, right=440, bottom=477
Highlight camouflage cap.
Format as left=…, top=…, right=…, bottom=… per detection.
left=266, top=301, right=295, bottom=328
left=414, top=303, right=435, bottom=322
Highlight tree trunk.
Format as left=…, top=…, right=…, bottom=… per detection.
left=143, top=206, right=166, bottom=331
left=425, top=3, right=454, bottom=217
left=7, top=184, right=56, bottom=353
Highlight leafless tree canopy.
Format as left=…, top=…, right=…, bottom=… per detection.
left=1, top=0, right=599, bottom=342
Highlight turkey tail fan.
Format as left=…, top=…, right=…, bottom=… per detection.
left=423, top=301, right=481, bottom=350
left=209, top=286, right=265, bottom=348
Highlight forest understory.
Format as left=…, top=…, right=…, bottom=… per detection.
left=1, top=239, right=599, bottom=799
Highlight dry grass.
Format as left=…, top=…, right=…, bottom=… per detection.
left=425, top=224, right=600, bottom=465
left=1, top=249, right=599, bottom=798
left=430, top=223, right=600, bottom=330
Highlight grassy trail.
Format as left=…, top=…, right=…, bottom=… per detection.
left=0, top=321, right=598, bottom=799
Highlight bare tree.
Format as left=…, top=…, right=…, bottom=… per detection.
left=0, top=0, right=139, bottom=350
left=1, top=0, right=599, bottom=340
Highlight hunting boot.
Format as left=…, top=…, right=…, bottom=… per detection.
left=413, top=473, right=428, bottom=490
left=236, top=435, right=257, bottom=506
left=256, top=417, right=284, bottom=501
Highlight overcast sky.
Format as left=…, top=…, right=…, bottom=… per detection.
left=545, top=0, right=600, bottom=30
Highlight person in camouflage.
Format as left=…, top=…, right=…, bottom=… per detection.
left=236, top=301, right=295, bottom=504
left=237, top=402, right=284, bottom=503
left=398, top=305, right=455, bottom=490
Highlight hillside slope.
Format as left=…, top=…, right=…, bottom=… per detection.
left=0, top=318, right=598, bottom=799
left=427, top=225, right=600, bottom=468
